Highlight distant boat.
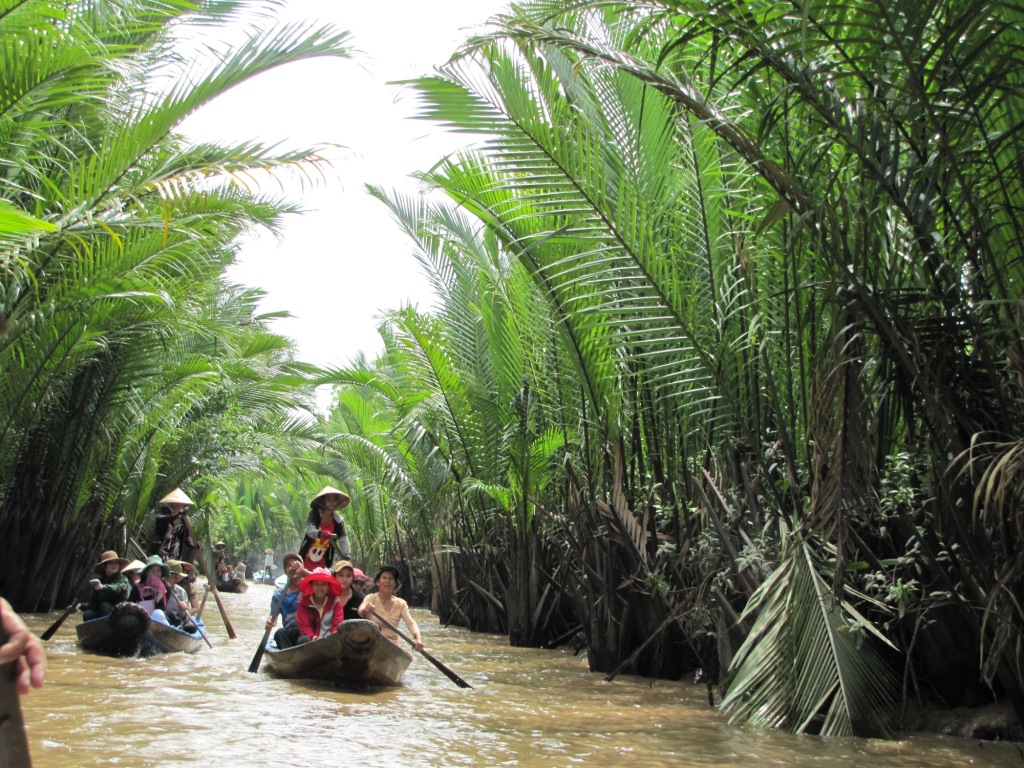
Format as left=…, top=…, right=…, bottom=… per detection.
left=215, top=577, right=248, bottom=593
left=76, top=602, right=205, bottom=657
left=264, top=619, right=413, bottom=686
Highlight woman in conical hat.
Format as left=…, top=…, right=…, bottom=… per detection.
left=149, top=488, right=197, bottom=562
left=159, top=488, right=194, bottom=507
left=298, top=485, right=352, bottom=572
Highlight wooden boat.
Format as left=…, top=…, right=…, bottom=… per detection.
left=264, top=619, right=413, bottom=686
left=216, top=577, right=248, bottom=593
left=76, top=602, right=206, bottom=657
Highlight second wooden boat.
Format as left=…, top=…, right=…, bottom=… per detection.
left=76, top=602, right=206, bottom=657
left=215, top=577, right=248, bottom=593
left=264, top=618, right=413, bottom=686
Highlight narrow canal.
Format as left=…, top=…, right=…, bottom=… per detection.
left=16, top=586, right=1021, bottom=767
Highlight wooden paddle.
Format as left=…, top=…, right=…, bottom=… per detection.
left=195, top=584, right=211, bottom=620
left=248, top=595, right=283, bottom=673
left=367, top=607, right=473, bottom=689
left=40, top=599, right=79, bottom=641
left=181, top=514, right=237, bottom=639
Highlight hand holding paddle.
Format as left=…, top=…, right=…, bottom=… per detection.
left=367, top=607, right=472, bottom=689
left=163, top=579, right=212, bottom=650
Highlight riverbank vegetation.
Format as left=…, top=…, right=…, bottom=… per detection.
left=1, top=0, right=1022, bottom=741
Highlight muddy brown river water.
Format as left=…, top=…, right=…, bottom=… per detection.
left=14, top=585, right=1021, bottom=767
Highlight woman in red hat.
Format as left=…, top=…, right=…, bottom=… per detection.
left=295, top=568, right=344, bottom=644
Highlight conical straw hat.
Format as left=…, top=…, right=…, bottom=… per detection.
left=311, top=486, right=351, bottom=508
left=159, top=488, right=194, bottom=506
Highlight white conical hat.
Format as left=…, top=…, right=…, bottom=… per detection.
left=311, top=486, right=351, bottom=508
left=159, top=488, right=194, bottom=506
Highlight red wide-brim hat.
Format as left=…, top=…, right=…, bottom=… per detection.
left=299, top=568, right=341, bottom=598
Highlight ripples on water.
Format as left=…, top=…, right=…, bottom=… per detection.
left=15, top=588, right=1020, bottom=767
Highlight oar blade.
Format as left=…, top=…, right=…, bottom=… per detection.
left=40, top=601, right=78, bottom=641
left=248, top=628, right=272, bottom=673
left=368, top=607, right=472, bottom=689
left=422, top=649, right=473, bottom=688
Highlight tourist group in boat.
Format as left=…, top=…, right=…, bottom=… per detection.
left=81, top=488, right=204, bottom=631
left=77, top=484, right=425, bottom=659
left=266, top=486, right=424, bottom=653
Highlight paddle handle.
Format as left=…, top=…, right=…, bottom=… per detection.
left=195, top=584, right=211, bottom=620
left=182, top=514, right=237, bottom=639
left=367, top=607, right=472, bottom=689
left=163, top=579, right=212, bottom=649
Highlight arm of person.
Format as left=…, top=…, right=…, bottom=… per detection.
left=0, top=597, right=46, bottom=694
left=295, top=600, right=315, bottom=639
left=97, top=574, right=131, bottom=604
left=266, top=589, right=283, bottom=630
left=356, top=593, right=375, bottom=619
left=399, top=600, right=424, bottom=651
left=329, top=599, right=345, bottom=633
left=303, top=508, right=321, bottom=540
left=335, top=525, right=352, bottom=561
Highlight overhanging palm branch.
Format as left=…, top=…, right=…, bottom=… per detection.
left=722, top=523, right=898, bottom=737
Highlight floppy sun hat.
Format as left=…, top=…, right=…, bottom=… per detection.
left=93, top=550, right=130, bottom=573
left=140, top=554, right=170, bottom=578
left=299, top=568, right=341, bottom=598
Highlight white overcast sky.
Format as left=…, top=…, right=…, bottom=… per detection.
left=181, top=1, right=509, bottom=369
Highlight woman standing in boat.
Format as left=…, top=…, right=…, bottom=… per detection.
left=331, top=560, right=364, bottom=621
left=298, top=486, right=352, bottom=572
left=295, top=568, right=343, bottom=644
left=149, top=488, right=197, bottom=562
left=358, top=566, right=424, bottom=651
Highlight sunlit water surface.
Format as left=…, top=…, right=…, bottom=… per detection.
left=15, top=587, right=1021, bottom=767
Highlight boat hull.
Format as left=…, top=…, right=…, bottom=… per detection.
left=264, top=619, right=412, bottom=686
left=76, top=602, right=205, bottom=657
left=216, top=577, right=248, bottom=593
